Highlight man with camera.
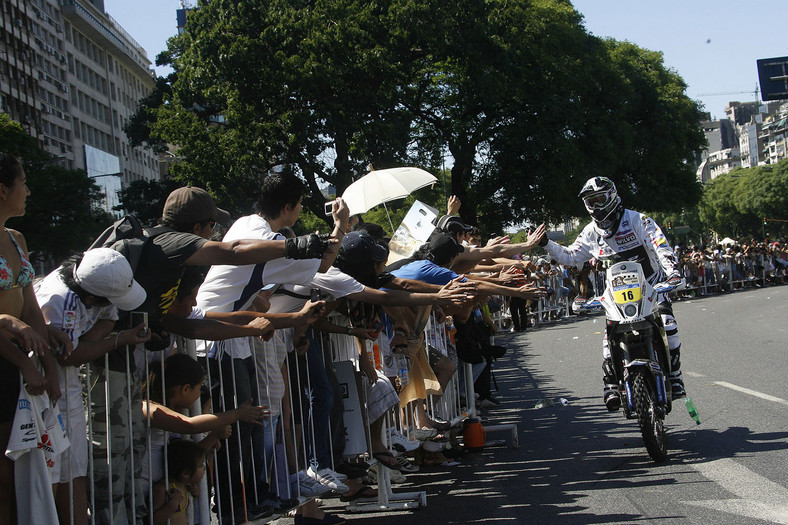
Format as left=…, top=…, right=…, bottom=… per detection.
left=195, top=173, right=348, bottom=521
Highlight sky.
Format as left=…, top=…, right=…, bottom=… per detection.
left=103, top=0, right=788, bottom=120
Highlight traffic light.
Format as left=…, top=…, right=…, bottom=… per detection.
left=667, top=221, right=672, bottom=230
left=763, top=217, right=768, bottom=225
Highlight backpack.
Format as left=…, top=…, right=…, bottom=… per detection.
left=89, top=215, right=172, bottom=273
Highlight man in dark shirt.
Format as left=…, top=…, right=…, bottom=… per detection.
left=91, top=186, right=329, bottom=525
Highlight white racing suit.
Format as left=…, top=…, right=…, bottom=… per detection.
left=543, top=208, right=683, bottom=398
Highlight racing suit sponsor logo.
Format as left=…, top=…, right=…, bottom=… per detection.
left=615, top=233, right=636, bottom=246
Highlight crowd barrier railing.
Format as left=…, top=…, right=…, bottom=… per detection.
left=48, top=306, right=501, bottom=524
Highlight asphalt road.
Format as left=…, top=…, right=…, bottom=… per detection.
left=316, top=285, right=788, bottom=525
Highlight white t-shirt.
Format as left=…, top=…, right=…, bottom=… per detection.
left=35, top=271, right=118, bottom=412
left=268, top=266, right=365, bottom=315
left=196, top=214, right=321, bottom=359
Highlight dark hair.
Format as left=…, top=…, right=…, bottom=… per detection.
left=146, top=353, right=205, bottom=404
left=352, top=222, right=388, bottom=242
left=411, top=243, right=431, bottom=261
left=166, top=438, right=205, bottom=480
left=257, top=173, right=304, bottom=219
left=0, top=152, right=24, bottom=187
left=176, top=267, right=206, bottom=300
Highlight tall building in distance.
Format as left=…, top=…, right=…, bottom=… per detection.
left=696, top=98, right=787, bottom=182
left=0, top=0, right=160, bottom=216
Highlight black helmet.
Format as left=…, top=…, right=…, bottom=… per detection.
left=579, top=177, right=622, bottom=231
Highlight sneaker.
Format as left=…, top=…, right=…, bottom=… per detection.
left=334, top=460, right=369, bottom=479
left=412, top=428, right=438, bottom=441
left=393, top=451, right=419, bottom=473
left=256, top=494, right=300, bottom=514
left=369, top=463, right=406, bottom=483
left=306, top=465, right=350, bottom=494
left=670, top=372, right=686, bottom=398
left=246, top=503, right=275, bottom=521
left=332, top=469, right=348, bottom=483
left=298, top=471, right=332, bottom=497
left=389, top=427, right=421, bottom=452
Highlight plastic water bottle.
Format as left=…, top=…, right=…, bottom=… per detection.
left=396, top=353, right=409, bottom=386
left=684, top=398, right=700, bottom=425
left=534, top=398, right=554, bottom=409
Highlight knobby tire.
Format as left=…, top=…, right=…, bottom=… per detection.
left=632, top=370, right=668, bottom=462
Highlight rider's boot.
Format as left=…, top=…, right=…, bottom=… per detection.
left=669, top=347, right=686, bottom=398
left=602, top=358, right=621, bottom=411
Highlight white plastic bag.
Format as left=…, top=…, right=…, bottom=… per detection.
left=6, top=385, right=70, bottom=466
left=5, top=381, right=70, bottom=524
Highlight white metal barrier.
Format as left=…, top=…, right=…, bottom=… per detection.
left=44, top=303, right=499, bottom=524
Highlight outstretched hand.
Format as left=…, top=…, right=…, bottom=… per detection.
left=525, top=223, right=547, bottom=249
left=437, top=277, right=477, bottom=305
left=516, top=282, right=547, bottom=300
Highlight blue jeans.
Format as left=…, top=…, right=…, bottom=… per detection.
left=257, top=415, right=291, bottom=497
left=305, top=332, right=334, bottom=469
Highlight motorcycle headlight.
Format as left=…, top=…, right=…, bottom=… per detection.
left=624, top=304, right=637, bottom=317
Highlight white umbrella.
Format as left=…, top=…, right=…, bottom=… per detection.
left=340, top=167, right=438, bottom=217
left=720, top=237, right=736, bottom=246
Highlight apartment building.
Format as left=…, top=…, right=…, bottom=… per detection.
left=759, top=103, right=787, bottom=166
left=0, top=0, right=160, bottom=214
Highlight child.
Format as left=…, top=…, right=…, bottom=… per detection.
left=142, top=353, right=266, bottom=488
left=35, top=248, right=151, bottom=525
left=151, top=439, right=206, bottom=525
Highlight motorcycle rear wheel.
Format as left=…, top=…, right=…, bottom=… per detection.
left=632, top=370, right=668, bottom=462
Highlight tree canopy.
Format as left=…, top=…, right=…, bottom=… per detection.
left=0, top=114, right=113, bottom=263
left=128, top=0, right=706, bottom=232
left=698, top=159, right=788, bottom=239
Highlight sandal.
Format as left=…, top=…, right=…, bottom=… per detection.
left=372, top=450, right=403, bottom=471
left=339, top=486, right=377, bottom=502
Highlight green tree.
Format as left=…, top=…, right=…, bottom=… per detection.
left=116, top=178, right=183, bottom=227
left=132, top=0, right=706, bottom=233
left=0, top=114, right=113, bottom=262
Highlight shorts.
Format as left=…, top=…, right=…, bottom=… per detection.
left=53, top=407, right=88, bottom=483
left=366, top=370, right=398, bottom=423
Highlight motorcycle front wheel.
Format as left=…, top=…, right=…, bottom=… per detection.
left=632, top=370, right=668, bottom=462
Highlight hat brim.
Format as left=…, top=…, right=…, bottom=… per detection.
left=109, top=280, right=147, bottom=311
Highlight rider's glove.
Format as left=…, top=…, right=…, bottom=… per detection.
left=665, top=273, right=682, bottom=288
left=285, top=233, right=328, bottom=259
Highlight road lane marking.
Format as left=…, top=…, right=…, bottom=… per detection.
left=684, top=458, right=788, bottom=524
left=713, top=381, right=788, bottom=406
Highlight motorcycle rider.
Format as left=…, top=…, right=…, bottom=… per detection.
left=536, top=176, right=685, bottom=410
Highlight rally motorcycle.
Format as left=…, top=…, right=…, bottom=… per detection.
left=578, top=261, right=676, bottom=462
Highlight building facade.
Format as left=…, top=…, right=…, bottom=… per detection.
left=1, top=0, right=160, bottom=215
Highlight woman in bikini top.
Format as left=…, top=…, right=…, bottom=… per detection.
left=0, top=152, right=71, bottom=524
left=0, top=228, right=34, bottom=291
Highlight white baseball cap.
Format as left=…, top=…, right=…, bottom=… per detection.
left=73, top=248, right=147, bottom=311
